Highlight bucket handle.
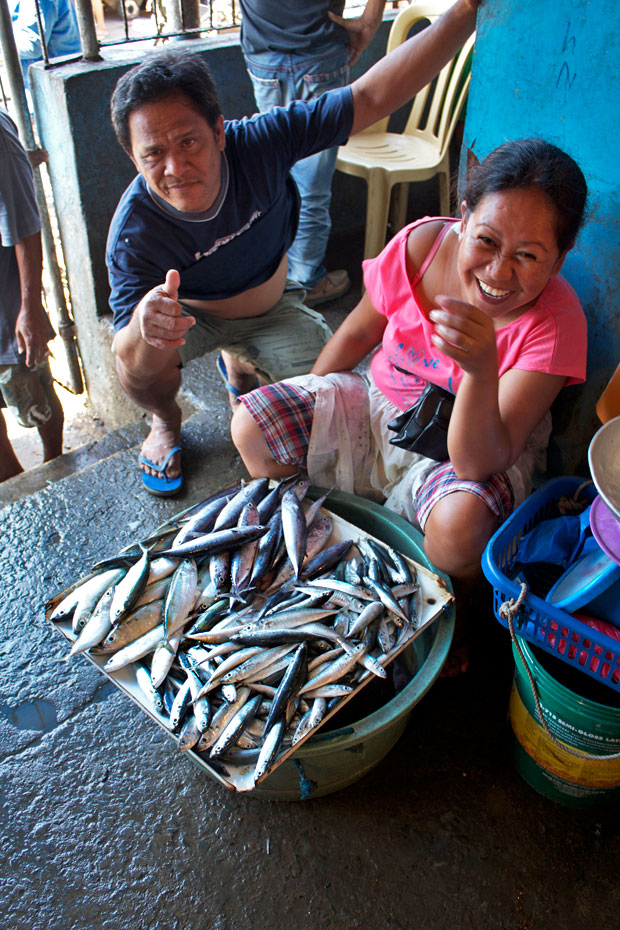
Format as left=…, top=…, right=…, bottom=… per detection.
left=500, top=583, right=620, bottom=762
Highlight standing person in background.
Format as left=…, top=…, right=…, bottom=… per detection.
left=9, top=0, right=81, bottom=90
left=239, top=0, right=387, bottom=307
left=0, top=108, right=64, bottom=482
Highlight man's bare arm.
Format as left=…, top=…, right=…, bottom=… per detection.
left=350, top=0, right=479, bottom=135
left=14, top=231, right=50, bottom=368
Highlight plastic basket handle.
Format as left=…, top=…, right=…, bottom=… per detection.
left=500, top=583, right=620, bottom=762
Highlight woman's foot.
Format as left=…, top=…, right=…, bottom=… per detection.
left=440, top=639, right=470, bottom=677
left=440, top=608, right=471, bottom=678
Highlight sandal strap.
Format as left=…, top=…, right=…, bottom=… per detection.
left=138, top=444, right=182, bottom=476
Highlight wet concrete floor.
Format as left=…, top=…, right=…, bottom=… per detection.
left=1, top=242, right=620, bottom=930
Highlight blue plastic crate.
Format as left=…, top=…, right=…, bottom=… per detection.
left=482, top=476, right=620, bottom=692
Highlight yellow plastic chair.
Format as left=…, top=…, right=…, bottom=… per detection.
left=336, top=1, right=476, bottom=260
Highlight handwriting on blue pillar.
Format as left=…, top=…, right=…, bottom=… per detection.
left=556, top=22, right=577, bottom=104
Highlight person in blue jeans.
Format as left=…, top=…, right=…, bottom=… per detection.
left=240, top=0, right=386, bottom=307
left=9, top=0, right=81, bottom=90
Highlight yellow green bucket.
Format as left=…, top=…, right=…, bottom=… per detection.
left=509, top=637, right=620, bottom=808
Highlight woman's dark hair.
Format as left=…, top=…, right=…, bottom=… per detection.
left=463, top=138, right=588, bottom=252
left=111, top=50, right=222, bottom=153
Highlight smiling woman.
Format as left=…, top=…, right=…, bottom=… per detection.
left=231, top=138, right=588, bottom=670
left=456, top=188, right=568, bottom=326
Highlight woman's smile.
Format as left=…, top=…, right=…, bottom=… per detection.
left=457, top=187, right=566, bottom=325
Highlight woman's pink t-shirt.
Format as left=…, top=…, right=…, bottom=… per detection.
left=365, top=218, right=588, bottom=412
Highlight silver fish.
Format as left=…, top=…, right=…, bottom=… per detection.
left=253, top=718, right=286, bottom=783
left=302, top=576, right=375, bottom=602
left=150, top=629, right=182, bottom=689
left=292, top=708, right=314, bottom=745
left=209, top=693, right=263, bottom=758
left=362, top=576, right=408, bottom=623
left=68, top=586, right=115, bottom=656
left=145, top=556, right=179, bottom=584
left=264, top=642, right=308, bottom=731
left=346, top=601, right=385, bottom=640
left=280, top=488, right=307, bottom=582
left=213, top=478, right=270, bottom=531
left=171, top=493, right=232, bottom=548
left=307, top=646, right=345, bottom=673
left=169, top=677, right=192, bottom=731
left=194, top=645, right=263, bottom=698
left=266, top=515, right=333, bottom=591
left=164, top=558, right=198, bottom=638
left=303, top=683, right=354, bottom=699
left=157, top=525, right=267, bottom=559
left=135, top=664, right=165, bottom=715
left=178, top=712, right=202, bottom=752
left=386, top=545, right=414, bottom=584
left=194, top=695, right=212, bottom=733
left=377, top=615, right=398, bottom=654
left=103, top=623, right=165, bottom=672
left=133, top=575, right=171, bottom=610
left=110, top=546, right=151, bottom=624
left=357, top=651, right=387, bottom=679
left=243, top=605, right=339, bottom=631
left=299, top=642, right=367, bottom=694
left=219, top=644, right=296, bottom=685
left=69, top=568, right=126, bottom=634
left=249, top=509, right=282, bottom=588
left=194, top=686, right=252, bottom=754
left=230, top=501, right=260, bottom=597
left=96, top=600, right=163, bottom=653
left=50, top=568, right=116, bottom=624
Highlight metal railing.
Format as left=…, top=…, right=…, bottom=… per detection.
left=68, top=1, right=405, bottom=61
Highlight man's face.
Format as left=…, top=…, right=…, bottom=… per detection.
left=128, top=92, right=225, bottom=214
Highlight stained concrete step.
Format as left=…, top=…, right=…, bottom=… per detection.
left=0, top=419, right=147, bottom=507
left=0, top=348, right=233, bottom=507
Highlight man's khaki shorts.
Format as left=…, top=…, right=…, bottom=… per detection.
left=0, top=358, right=55, bottom=428
left=178, top=284, right=332, bottom=382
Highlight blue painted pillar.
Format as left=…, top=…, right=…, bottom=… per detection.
left=462, top=0, right=620, bottom=474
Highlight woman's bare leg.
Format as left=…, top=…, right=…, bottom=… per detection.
left=231, top=404, right=298, bottom=479
left=424, top=491, right=499, bottom=675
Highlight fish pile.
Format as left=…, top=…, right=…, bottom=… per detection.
left=49, top=476, right=427, bottom=789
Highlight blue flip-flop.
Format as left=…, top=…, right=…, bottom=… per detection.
left=216, top=353, right=260, bottom=400
left=138, top=445, right=183, bottom=497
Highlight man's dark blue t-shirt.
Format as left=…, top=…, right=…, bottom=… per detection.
left=106, top=86, right=354, bottom=331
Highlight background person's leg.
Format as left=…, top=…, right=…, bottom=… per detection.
left=0, top=412, right=23, bottom=481
left=245, top=48, right=350, bottom=295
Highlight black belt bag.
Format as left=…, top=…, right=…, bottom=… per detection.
left=387, top=376, right=455, bottom=461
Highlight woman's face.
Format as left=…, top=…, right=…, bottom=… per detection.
left=457, top=187, right=568, bottom=325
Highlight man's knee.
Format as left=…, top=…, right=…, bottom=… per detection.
left=114, top=349, right=181, bottom=394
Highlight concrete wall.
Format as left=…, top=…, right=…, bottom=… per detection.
left=461, top=0, right=620, bottom=475
left=29, top=26, right=391, bottom=427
